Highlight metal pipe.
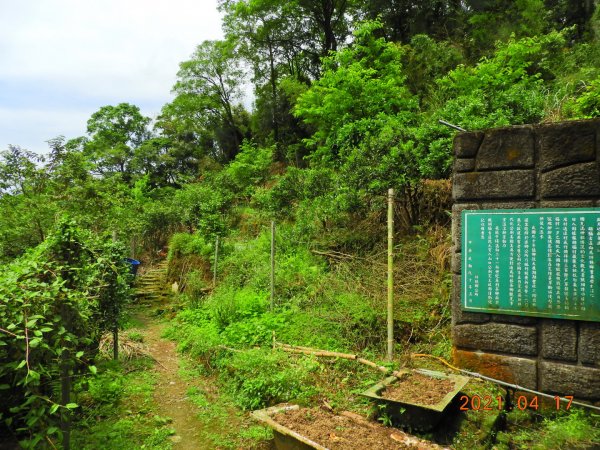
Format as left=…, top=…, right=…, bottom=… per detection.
left=438, top=119, right=467, bottom=132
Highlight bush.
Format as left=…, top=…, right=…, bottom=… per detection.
left=164, top=322, right=221, bottom=368
left=206, top=286, right=269, bottom=330
left=168, top=232, right=213, bottom=259
left=570, top=75, right=600, bottom=118
left=219, top=142, right=274, bottom=199
left=218, top=349, right=318, bottom=410
left=0, top=219, right=131, bottom=447
left=221, top=312, right=289, bottom=347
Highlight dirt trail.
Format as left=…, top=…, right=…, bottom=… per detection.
left=133, top=263, right=213, bottom=449
left=137, top=314, right=210, bottom=449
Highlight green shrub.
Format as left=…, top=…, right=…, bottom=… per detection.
left=206, top=286, right=268, bottom=330
left=221, top=312, right=289, bottom=347
left=168, top=232, right=213, bottom=259
left=86, top=371, right=124, bottom=406
left=184, top=270, right=210, bottom=305
left=164, top=322, right=221, bottom=368
left=571, top=75, right=600, bottom=118
left=174, top=183, right=232, bottom=238
left=0, top=219, right=131, bottom=447
left=219, top=142, right=274, bottom=198
left=218, top=349, right=319, bottom=410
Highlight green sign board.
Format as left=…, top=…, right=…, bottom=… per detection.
left=462, top=208, right=600, bottom=322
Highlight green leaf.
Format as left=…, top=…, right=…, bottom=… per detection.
left=50, top=404, right=59, bottom=414
left=65, top=403, right=78, bottom=409
left=89, top=365, right=97, bottom=374
left=75, top=351, right=84, bottom=358
left=0, top=384, right=10, bottom=390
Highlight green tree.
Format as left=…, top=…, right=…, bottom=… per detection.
left=295, top=20, right=417, bottom=175
left=0, top=146, right=55, bottom=258
left=220, top=0, right=310, bottom=157
left=295, top=20, right=426, bottom=227
left=417, top=31, right=567, bottom=178
left=355, top=0, right=466, bottom=43
left=220, top=0, right=355, bottom=160
left=170, top=40, right=248, bottom=162
left=84, top=103, right=151, bottom=180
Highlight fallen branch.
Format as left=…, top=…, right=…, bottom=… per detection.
left=277, top=343, right=356, bottom=360
left=274, top=341, right=408, bottom=378
left=356, top=358, right=388, bottom=374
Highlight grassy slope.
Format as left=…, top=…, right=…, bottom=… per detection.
left=162, top=199, right=599, bottom=448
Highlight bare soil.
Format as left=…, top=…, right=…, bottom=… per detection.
left=274, top=407, right=443, bottom=449
left=382, top=372, right=455, bottom=405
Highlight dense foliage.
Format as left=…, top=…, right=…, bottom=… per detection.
left=0, top=220, right=131, bottom=447
left=2, top=1, right=600, bottom=447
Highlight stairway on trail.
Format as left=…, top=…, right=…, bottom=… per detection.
left=133, top=260, right=171, bottom=304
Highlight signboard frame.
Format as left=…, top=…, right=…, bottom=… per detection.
left=461, top=208, right=600, bottom=322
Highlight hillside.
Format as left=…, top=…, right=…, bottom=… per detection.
left=2, top=2, right=600, bottom=448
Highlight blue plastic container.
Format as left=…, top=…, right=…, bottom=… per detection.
left=125, top=258, right=141, bottom=276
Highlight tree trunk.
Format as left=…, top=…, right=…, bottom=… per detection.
left=267, top=37, right=281, bottom=160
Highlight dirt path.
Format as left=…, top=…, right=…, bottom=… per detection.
left=132, top=262, right=215, bottom=449
left=138, top=314, right=210, bottom=449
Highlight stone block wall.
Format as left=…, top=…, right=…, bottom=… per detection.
left=452, top=119, right=600, bottom=402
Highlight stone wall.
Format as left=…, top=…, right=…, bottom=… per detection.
left=452, top=119, right=600, bottom=402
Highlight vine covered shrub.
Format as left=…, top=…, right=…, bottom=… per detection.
left=0, top=219, right=131, bottom=448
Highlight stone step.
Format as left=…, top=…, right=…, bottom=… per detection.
left=140, top=273, right=166, bottom=279
left=137, top=279, right=163, bottom=284
left=136, top=292, right=167, bottom=297
left=136, top=280, right=165, bottom=286
left=134, top=289, right=169, bottom=295
left=132, top=259, right=171, bottom=304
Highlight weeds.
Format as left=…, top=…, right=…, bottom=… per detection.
left=71, top=358, right=173, bottom=450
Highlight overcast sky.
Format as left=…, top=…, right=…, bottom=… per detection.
left=0, top=0, right=224, bottom=155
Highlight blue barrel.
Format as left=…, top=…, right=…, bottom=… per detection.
left=125, top=258, right=141, bottom=276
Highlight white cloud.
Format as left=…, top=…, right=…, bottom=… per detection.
left=0, top=106, right=92, bottom=151
left=0, top=0, right=225, bottom=153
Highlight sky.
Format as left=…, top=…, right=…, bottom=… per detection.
left=0, top=0, right=224, bottom=155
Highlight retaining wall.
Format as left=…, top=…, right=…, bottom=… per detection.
left=452, top=119, right=600, bottom=401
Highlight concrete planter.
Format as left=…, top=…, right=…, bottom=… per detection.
left=360, top=369, right=470, bottom=431
left=251, top=405, right=328, bottom=450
